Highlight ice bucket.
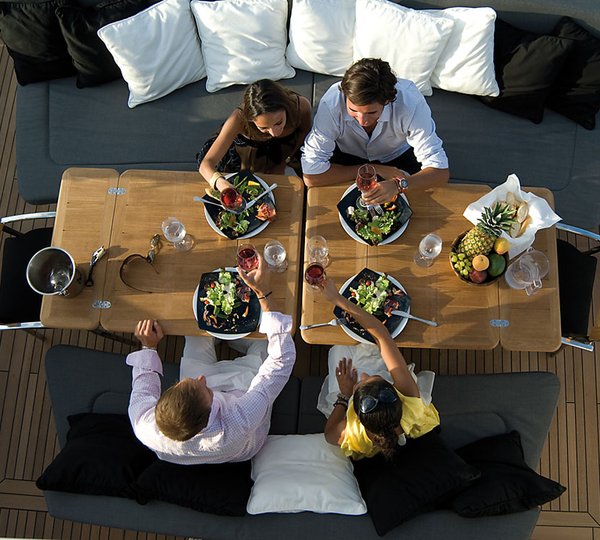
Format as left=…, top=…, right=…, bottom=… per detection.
left=26, top=247, right=84, bottom=298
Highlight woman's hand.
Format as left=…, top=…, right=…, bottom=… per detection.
left=336, top=357, right=357, bottom=398
left=134, top=320, right=164, bottom=348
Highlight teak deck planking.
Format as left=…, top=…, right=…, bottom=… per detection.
left=0, top=44, right=598, bottom=539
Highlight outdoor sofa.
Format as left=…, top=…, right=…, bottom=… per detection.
left=11, top=0, right=600, bottom=230
left=41, top=344, right=561, bottom=539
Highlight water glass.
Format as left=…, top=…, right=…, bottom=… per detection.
left=237, top=243, right=259, bottom=272
left=414, top=233, right=442, bottom=267
left=161, top=217, right=194, bottom=251
left=305, top=262, right=326, bottom=289
left=263, top=240, right=288, bottom=272
left=307, top=235, right=330, bottom=267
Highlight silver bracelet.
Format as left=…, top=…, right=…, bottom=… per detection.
left=142, top=345, right=157, bottom=351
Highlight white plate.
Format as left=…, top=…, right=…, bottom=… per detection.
left=203, top=173, right=274, bottom=239
left=338, top=271, right=410, bottom=344
left=192, top=267, right=261, bottom=340
left=337, top=184, right=410, bottom=245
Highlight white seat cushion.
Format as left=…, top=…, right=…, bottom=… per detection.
left=97, top=0, right=205, bottom=108
left=191, top=0, right=295, bottom=93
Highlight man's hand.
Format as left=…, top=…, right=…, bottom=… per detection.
left=362, top=179, right=399, bottom=205
left=318, top=278, right=342, bottom=304
left=134, top=320, right=164, bottom=348
left=237, top=252, right=271, bottom=298
left=336, top=357, right=357, bottom=398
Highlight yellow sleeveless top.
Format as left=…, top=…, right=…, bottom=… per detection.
left=340, top=388, right=440, bottom=459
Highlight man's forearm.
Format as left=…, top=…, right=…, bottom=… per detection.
left=408, top=167, right=449, bottom=189
left=303, top=163, right=362, bottom=187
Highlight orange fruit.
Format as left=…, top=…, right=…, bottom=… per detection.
left=472, top=254, right=490, bottom=271
left=494, top=237, right=510, bottom=255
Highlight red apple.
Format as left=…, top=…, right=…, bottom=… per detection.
left=469, top=269, right=488, bottom=283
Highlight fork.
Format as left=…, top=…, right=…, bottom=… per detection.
left=300, top=318, right=345, bottom=331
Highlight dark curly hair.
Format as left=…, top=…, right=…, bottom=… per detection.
left=341, top=58, right=398, bottom=106
left=354, top=378, right=402, bottom=460
left=240, top=79, right=301, bottom=139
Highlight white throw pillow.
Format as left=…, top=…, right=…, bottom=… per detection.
left=353, top=0, right=454, bottom=96
left=247, top=434, right=367, bottom=515
left=191, top=0, right=295, bottom=93
left=97, top=0, right=205, bottom=108
left=286, top=0, right=355, bottom=76
left=426, top=7, right=499, bottom=97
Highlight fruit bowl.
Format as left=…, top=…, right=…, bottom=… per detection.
left=449, top=231, right=509, bottom=286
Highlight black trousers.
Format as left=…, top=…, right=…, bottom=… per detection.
left=330, top=145, right=421, bottom=175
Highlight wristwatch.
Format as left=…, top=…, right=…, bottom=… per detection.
left=394, top=177, right=409, bottom=194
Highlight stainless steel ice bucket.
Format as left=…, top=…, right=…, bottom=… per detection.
left=26, top=247, right=84, bottom=298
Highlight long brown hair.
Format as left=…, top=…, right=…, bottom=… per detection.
left=240, top=79, right=301, bottom=139
left=354, top=378, right=403, bottom=460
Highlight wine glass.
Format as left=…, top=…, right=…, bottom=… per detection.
left=263, top=240, right=288, bottom=272
left=220, top=187, right=244, bottom=212
left=356, top=164, right=378, bottom=209
left=237, top=243, right=259, bottom=272
left=305, top=262, right=326, bottom=289
left=307, top=235, right=329, bottom=267
left=414, top=233, right=443, bottom=267
left=161, top=217, right=194, bottom=251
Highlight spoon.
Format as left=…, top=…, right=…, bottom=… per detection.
left=300, top=318, right=346, bottom=331
left=391, top=310, right=438, bottom=327
left=245, top=183, right=278, bottom=210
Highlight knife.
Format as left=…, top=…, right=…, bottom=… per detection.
left=391, top=310, right=438, bottom=327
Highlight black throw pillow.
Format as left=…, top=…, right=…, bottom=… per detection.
left=135, top=459, right=254, bottom=516
left=0, top=0, right=76, bottom=85
left=36, top=413, right=157, bottom=498
left=480, top=19, right=575, bottom=123
left=352, top=432, right=481, bottom=536
left=56, top=0, right=155, bottom=88
left=450, top=430, right=566, bottom=517
left=547, top=17, right=600, bottom=130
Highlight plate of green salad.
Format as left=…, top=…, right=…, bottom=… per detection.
left=336, top=184, right=412, bottom=246
left=333, top=267, right=410, bottom=344
left=202, top=171, right=276, bottom=240
left=193, top=267, right=261, bottom=339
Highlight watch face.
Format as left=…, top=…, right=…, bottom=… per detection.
left=400, top=179, right=409, bottom=189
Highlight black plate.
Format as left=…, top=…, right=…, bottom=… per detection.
left=202, top=171, right=276, bottom=240
left=333, top=267, right=411, bottom=343
left=336, top=183, right=413, bottom=246
left=195, top=269, right=261, bottom=335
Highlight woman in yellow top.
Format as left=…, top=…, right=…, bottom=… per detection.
left=318, top=278, right=440, bottom=460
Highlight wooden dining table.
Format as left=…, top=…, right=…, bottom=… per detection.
left=300, top=183, right=561, bottom=352
left=41, top=167, right=304, bottom=337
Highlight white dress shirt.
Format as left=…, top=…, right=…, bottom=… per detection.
left=126, top=311, right=295, bottom=464
left=301, top=79, right=448, bottom=175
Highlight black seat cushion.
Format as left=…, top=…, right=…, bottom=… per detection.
left=557, top=238, right=597, bottom=338
left=0, top=227, right=53, bottom=324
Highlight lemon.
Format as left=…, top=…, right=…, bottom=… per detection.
left=248, top=180, right=260, bottom=186
left=472, top=254, right=490, bottom=271
left=494, top=237, right=510, bottom=255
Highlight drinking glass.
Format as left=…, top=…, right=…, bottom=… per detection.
left=504, top=247, right=549, bottom=295
left=263, top=240, right=288, bottom=272
left=237, top=243, right=259, bottom=272
left=414, top=233, right=443, bottom=267
left=305, top=262, right=326, bottom=289
left=161, top=217, right=194, bottom=251
left=355, top=164, right=378, bottom=209
left=307, top=235, right=330, bottom=267
left=220, top=187, right=244, bottom=212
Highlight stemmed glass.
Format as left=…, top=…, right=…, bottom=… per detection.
left=414, top=233, right=443, bottom=267
left=263, top=240, right=288, bottom=272
left=356, top=164, right=378, bottom=209
left=307, top=235, right=329, bottom=267
left=161, top=217, right=194, bottom=251
left=305, top=261, right=326, bottom=289
left=237, top=243, right=259, bottom=272
left=220, top=187, right=244, bottom=212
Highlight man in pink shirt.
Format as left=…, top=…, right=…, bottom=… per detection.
left=125, top=254, right=296, bottom=464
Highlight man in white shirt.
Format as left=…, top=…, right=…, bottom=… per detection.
left=302, top=58, right=449, bottom=204
left=125, top=254, right=296, bottom=464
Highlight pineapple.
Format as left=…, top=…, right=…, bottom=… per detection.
left=458, top=202, right=516, bottom=257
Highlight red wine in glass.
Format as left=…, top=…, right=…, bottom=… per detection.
left=305, top=262, right=326, bottom=288
left=221, top=187, right=244, bottom=211
left=237, top=244, right=259, bottom=271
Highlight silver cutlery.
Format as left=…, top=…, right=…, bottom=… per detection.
left=193, top=195, right=229, bottom=211
left=391, top=310, right=438, bottom=327
left=300, top=317, right=346, bottom=331
left=245, top=183, right=278, bottom=210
